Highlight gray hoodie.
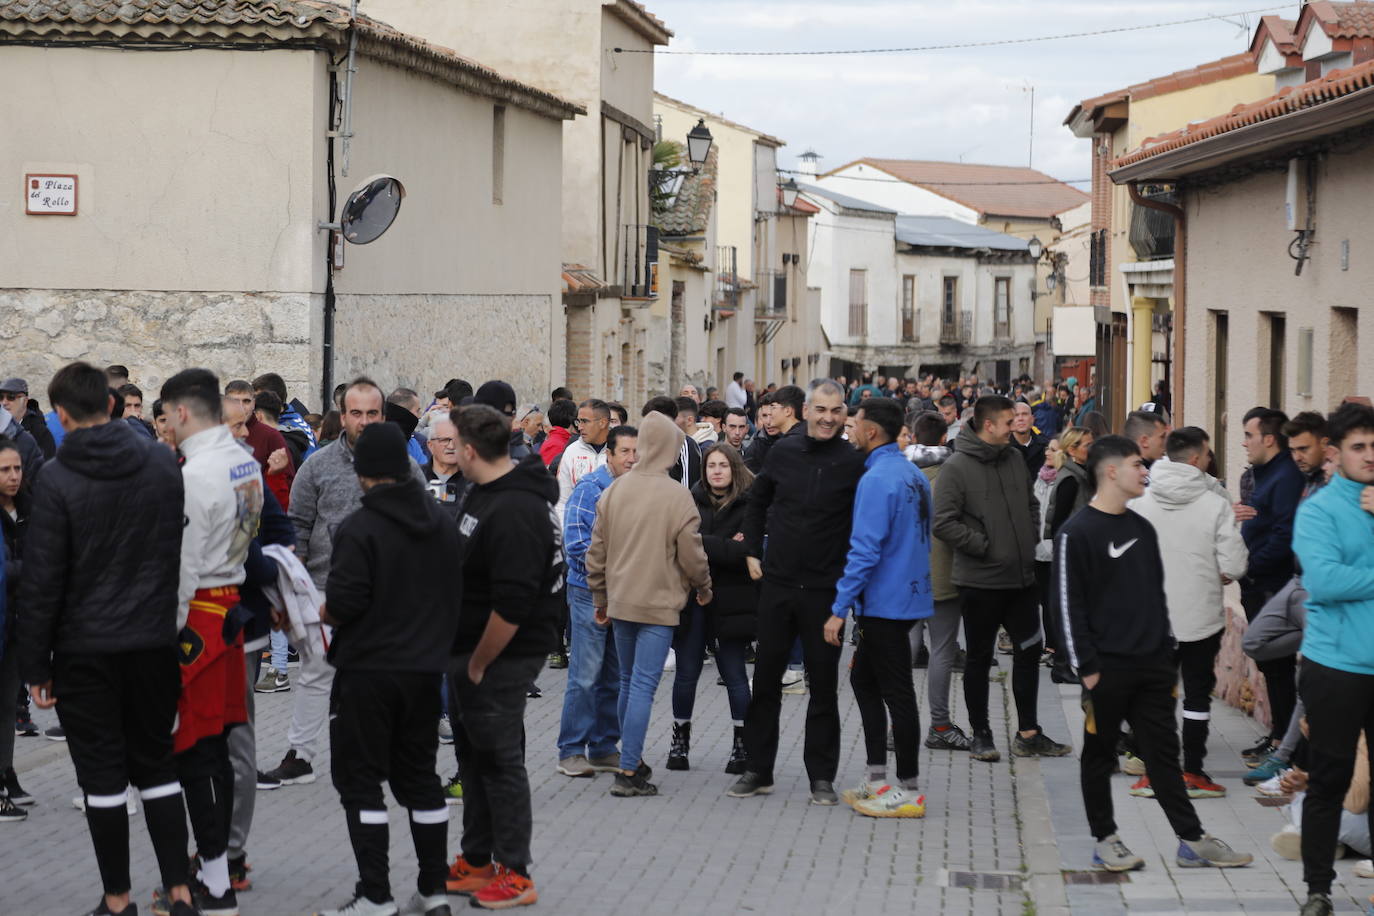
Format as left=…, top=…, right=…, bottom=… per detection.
left=289, top=431, right=426, bottom=588
left=931, top=424, right=1039, bottom=590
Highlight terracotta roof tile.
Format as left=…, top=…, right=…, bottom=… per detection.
left=656, top=148, right=717, bottom=236
left=1329, top=0, right=1374, bottom=37
left=1112, top=58, right=1374, bottom=168
left=1070, top=52, right=1258, bottom=124
left=823, top=159, right=1086, bottom=220
left=562, top=264, right=608, bottom=293
left=0, top=0, right=584, bottom=118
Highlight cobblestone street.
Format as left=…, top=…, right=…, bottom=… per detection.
left=4, top=651, right=1369, bottom=915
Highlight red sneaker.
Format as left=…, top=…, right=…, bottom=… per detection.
left=471, top=865, right=538, bottom=910
left=1129, top=776, right=1154, bottom=798
left=1184, top=772, right=1227, bottom=798
left=446, top=854, right=497, bottom=894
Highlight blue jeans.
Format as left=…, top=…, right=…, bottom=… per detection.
left=613, top=620, right=674, bottom=772
left=672, top=605, right=751, bottom=722
left=556, top=585, right=621, bottom=760
left=270, top=629, right=289, bottom=671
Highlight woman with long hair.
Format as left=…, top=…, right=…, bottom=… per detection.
left=0, top=439, right=33, bottom=817
left=666, top=443, right=757, bottom=774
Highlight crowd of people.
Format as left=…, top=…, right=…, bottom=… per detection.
left=0, top=361, right=1371, bottom=916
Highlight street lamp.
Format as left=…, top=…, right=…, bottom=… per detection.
left=1027, top=235, right=1044, bottom=259
left=686, top=118, right=714, bottom=169
left=780, top=177, right=800, bottom=209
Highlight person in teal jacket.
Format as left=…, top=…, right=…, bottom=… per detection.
left=824, top=397, right=932, bottom=819
left=1291, top=401, right=1374, bottom=916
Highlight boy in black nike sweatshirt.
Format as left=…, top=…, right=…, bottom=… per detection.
left=317, top=422, right=462, bottom=916
left=1055, top=435, right=1252, bottom=874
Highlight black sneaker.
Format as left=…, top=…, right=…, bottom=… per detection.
left=1241, top=737, right=1276, bottom=765
left=1050, top=666, right=1081, bottom=685
left=636, top=760, right=653, bottom=782
left=547, top=652, right=569, bottom=670
left=913, top=644, right=930, bottom=669
left=666, top=721, right=691, bottom=771
left=527, top=684, right=542, bottom=699
left=44, top=725, right=66, bottom=741
left=969, top=728, right=1001, bottom=762
left=609, top=771, right=657, bottom=797
left=84, top=897, right=137, bottom=916
left=3, top=767, right=34, bottom=806
left=925, top=724, right=973, bottom=751
left=1012, top=730, right=1072, bottom=758
left=286, top=646, right=300, bottom=666
left=809, top=779, right=839, bottom=806
left=0, top=794, right=27, bottom=822
left=264, top=750, right=315, bottom=786
left=256, top=769, right=281, bottom=790
left=724, top=726, right=747, bottom=775
left=14, top=714, right=37, bottom=737
left=193, top=884, right=238, bottom=916
left=726, top=771, right=773, bottom=798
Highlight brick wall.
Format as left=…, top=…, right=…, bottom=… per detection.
left=1090, top=132, right=1112, bottom=309
left=565, top=303, right=592, bottom=399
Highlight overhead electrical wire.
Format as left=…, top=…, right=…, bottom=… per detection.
left=614, top=5, right=1288, bottom=55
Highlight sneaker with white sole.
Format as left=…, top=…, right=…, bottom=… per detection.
left=1254, top=770, right=1290, bottom=797
left=850, top=783, right=926, bottom=818
left=254, top=666, right=290, bottom=693
left=557, top=755, right=594, bottom=778
left=1092, top=834, right=1145, bottom=872
left=1352, top=859, right=1374, bottom=879
left=437, top=715, right=453, bottom=745
left=314, top=894, right=399, bottom=916
left=586, top=753, right=621, bottom=773
left=398, top=890, right=451, bottom=916
left=781, top=668, right=806, bottom=695
left=1120, top=752, right=1146, bottom=776
left=264, top=749, right=315, bottom=786
left=0, top=795, right=26, bottom=822
left=3, top=767, right=34, bottom=806
left=1270, top=824, right=1302, bottom=860
left=1177, top=834, right=1253, bottom=868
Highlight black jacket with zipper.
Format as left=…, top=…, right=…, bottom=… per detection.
left=932, top=423, right=1040, bottom=590
left=690, top=483, right=758, bottom=640
left=18, top=421, right=184, bottom=684
left=325, top=477, right=461, bottom=673
left=742, top=424, right=866, bottom=590
left=1, top=491, right=29, bottom=645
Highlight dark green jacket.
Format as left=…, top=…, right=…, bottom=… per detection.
left=931, top=423, right=1040, bottom=589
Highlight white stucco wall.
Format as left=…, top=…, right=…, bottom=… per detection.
left=1182, top=144, right=1374, bottom=490
left=805, top=196, right=898, bottom=348
left=817, top=164, right=980, bottom=223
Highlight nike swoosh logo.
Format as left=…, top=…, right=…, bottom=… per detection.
left=1107, top=539, right=1138, bottom=559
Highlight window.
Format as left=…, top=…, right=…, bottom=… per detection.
left=995, top=277, right=1011, bottom=338
left=901, top=275, right=916, bottom=341
left=848, top=269, right=868, bottom=337
left=491, top=105, right=506, bottom=205
left=941, top=276, right=958, bottom=340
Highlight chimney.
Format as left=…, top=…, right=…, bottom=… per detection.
left=797, top=149, right=822, bottom=179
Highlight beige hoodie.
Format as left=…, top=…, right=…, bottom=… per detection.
left=586, top=411, right=711, bottom=625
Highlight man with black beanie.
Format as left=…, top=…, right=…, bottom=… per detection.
left=314, top=422, right=462, bottom=916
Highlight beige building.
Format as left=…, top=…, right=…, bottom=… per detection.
left=1109, top=55, right=1374, bottom=487
left=0, top=0, right=579, bottom=408
left=653, top=93, right=822, bottom=392
left=363, top=0, right=673, bottom=405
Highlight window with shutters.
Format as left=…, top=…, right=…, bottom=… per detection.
left=995, top=277, right=1011, bottom=339
left=901, top=275, right=916, bottom=341
left=848, top=269, right=868, bottom=337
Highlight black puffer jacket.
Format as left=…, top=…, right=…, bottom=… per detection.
left=1, top=491, right=29, bottom=645
left=18, top=422, right=184, bottom=684
left=690, top=483, right=758, bottom=641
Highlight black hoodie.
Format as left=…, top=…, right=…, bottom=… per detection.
left=18, top=421, right=184, bottom=684
left=326, top=476, right=462, bottom=672
left=454, top=453, right=563, bottom=658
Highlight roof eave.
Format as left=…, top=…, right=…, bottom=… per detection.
left=1108, top=84, right=1374, bottom=183
left=606, top=0, right=672, bottom=47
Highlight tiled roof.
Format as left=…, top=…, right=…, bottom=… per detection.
left=778, top=186, right=820, bottom=214
left=895, top=215, right=1029, bottom=252
left=562, top=264, right=608, bottom=293
left=1112, top=57, right=1374, bottom=168
left=606, top=0, right=671, bottom=45
left=656, top=148, right=717, bottom=236
left=1310, top=0, right=1374, bottom=39
left=0, top=0, right=583, bottom=119
left=1251, top=14, right=1299, bottom=54
left=824, top=159, right=1087, bottom=219
left=1068, top=53, right=1259, bottom=128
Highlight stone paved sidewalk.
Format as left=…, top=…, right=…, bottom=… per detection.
left=4, top=648, right=1360, bottom=915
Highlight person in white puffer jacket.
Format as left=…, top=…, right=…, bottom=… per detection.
left=1131, top=427, right=1248, bottom=795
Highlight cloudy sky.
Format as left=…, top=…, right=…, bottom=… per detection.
left=648, top=0, right=1291, bottom=185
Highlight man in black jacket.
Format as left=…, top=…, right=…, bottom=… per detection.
left=0, top=377, right=56, bottom=460
left=728, top=378, right=865, bottom=806
left=444, top=405, right=562, bottom=910
left=315, top=422, right=461, bottom=916
left=1056, top=435, right=1252, bottom=873
left=0, top=378, right=46, bottom=480
left=18, top=361, right=195, bottom=916
left=932, top=395, right=1069, bottom=763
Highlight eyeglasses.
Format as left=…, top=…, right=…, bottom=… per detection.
left=0, top=392, right=23, bottom=401
left=574, top=417, right=602, bottom=427
left=431, top=436, right=456, bottom=447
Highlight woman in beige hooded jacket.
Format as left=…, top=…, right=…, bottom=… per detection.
left=586, top=411, right=712, bottom=797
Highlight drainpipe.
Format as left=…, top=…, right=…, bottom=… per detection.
left=1128, top=182, right=1185, bottom=422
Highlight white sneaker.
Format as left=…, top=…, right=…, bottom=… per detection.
left=840, top=779, right=884, bottom=807
left=1270, top=823, right=1302, bottom=860
left=1255, top=770, right=1290, bottom=797
left=1353, top=859, right=1374, bottom=879
left=851, top=783, right=926, bottom=818
left=781, top=668, right=806, bottom=695
left=72, top=790, right=139, bottom=816
left=399, top=890, right=448, bottom=915
left=437, top=715, right=453, bottom=745
left=317, top=895, right=399, bottom=916
left=663, top=649, right=676, bottom=672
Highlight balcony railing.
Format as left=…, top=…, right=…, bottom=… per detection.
left=1129, top=187, right=1177, bottom=260
left=940, top=310, right=972, bottom=345
left=620, top=223, right=659, bottom=298
left=714, top=245, right=739, bottom=310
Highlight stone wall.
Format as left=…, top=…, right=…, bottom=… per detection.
left=1215, top=603, right=1273, bottom=731
left=333, top=293, right=553, bottom=408
left=0, top=288, right=314, bottom=407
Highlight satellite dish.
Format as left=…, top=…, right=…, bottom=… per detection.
left=339, top=174, right=405, bottom=244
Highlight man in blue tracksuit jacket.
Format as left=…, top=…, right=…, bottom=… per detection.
left=824, top=397, right=932, bottom=818
left=1289, top=402, right=1374, bottom=912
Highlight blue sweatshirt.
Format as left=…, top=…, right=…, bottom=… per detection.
left=832, top=443, right=934, bottom=621
left=563, top=465, right=614, bottom=590
left=1294, top=472, right=1374, bottom=675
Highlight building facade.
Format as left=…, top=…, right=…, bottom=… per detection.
left=0, top=0, right=578, bottom=408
